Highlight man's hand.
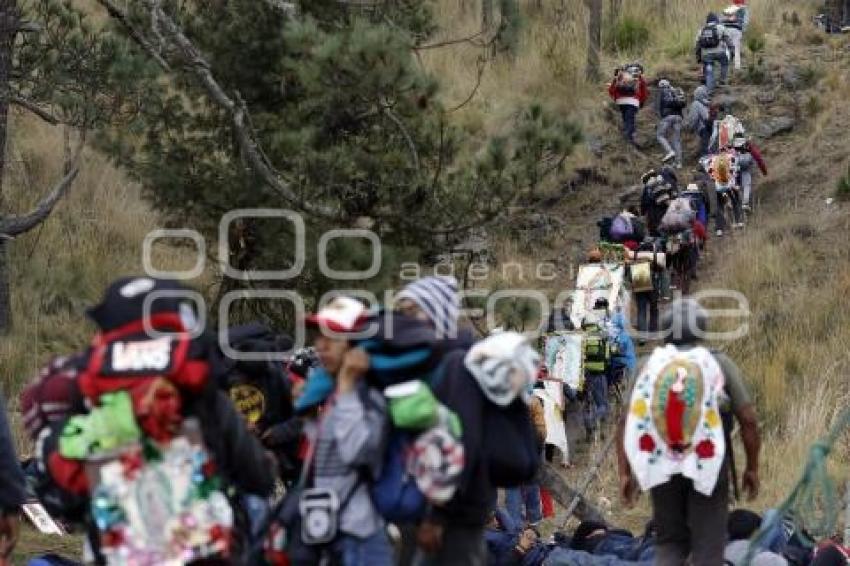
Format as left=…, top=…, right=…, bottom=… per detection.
left=0, top=512, right=20, bottom=561
left=619, top=473, right=639, bottom=508
left=417, top=519, right=444, bottom=554
left=742, top=468, right=760, bottom=501
left=337, top=348, right=370, bottom=394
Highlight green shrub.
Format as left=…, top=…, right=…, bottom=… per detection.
left=745, top=26, right=766, bottom=54
left=745, top=57, right=768, bottom=85
left=798, top=64, right=825, bottom=89
left=836, top=166, right=850, bottom=202
left=805, top=94, right=823, bottom=117
left=605, top=17, right=651, bottom=53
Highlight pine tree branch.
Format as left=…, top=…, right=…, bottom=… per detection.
left=0, top=134, right=84, bottom=237
left=380, top=102, right=420, bottom=173
left=10, top=96, right=59, bottom=125
left=134, top=0, right=338, bottom=220
left=93, top=0, right=170, bottom=71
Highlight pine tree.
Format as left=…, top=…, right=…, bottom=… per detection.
left=95, top=0, right=582, bottom=328
left=0, top=0, right=158, bottom=332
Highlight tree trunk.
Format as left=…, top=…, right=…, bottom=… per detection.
left=585, top=0, right=602, bottom=82
left=0, top=0, right=18, bottom=334
left=659, top=0, right=668, bottom=22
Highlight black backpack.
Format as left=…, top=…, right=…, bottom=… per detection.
left=699, top=24, right=721, bottom=49
left=597, top=216, right=614, bottom=242
left=662, top=87, right=686, bottom=111
left=647, top=178, right=675, bottom=207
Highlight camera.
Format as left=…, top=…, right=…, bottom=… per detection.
left=299, top=488, right=339, bottom=545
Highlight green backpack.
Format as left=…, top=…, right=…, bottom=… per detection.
left=583, top=326, right=611, bottom=375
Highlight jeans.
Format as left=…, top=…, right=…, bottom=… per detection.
left=702, top=52, right=729, bottom=93
left=336, top=529, right=394, bottom=566
left=737, top=152, right=755, bottom=206
left=715, top=187, right=744, bottom=232
left=619, top=104, right=638, bottom=143
left=657, top=115, right=683, bottom=164
left=698, top=124, right=712, bottom=157
left=635, top=291, right=658, bottom=334
left=726, top=27, right=743, bottom=70
left=651, top=466, right=729, bottom=566
left=505, top=484, right=543, bottom=525
left=583, top=372, right=609, bottom=433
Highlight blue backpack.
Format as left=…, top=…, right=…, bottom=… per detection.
left=370, top=430, right=426, bottom=523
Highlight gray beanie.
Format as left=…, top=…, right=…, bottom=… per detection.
left=660, top=298, right=708, bottom=345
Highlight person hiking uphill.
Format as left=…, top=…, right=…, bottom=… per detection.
left=685, top=86, right=713, bottom=158
left=617, top=299, right=761, bottom=566
left=732, top=134, right=768, bottom=213
left=609, top=63, right=649, bottom=146
left=655, top=79, right=687, bottom=168
left=695, top=13, right=732, bottom=93
left=721, top=0, right=750, bottom=71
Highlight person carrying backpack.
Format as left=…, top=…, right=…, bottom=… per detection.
left=732, top=134, right=768, bottom=213
left=418, top=332, right=541, bottom=566
left=617, top=299, right=761, bottom=566
left=640, top=167, right=678, bottom=237
left=608, top=63, right=649, bottom=146
left=581, top=316, right=612, bottom=442
left=695, top=13, right=732, bottom=92
left=721, top=1, right=750, bottom=70
left=39, top=277, right=276, bottom=564
left=288, top=296, right=393, bottom=566
left=656, top=79, right=687, bottom=168
left=685, top=85, right=713, bottom=157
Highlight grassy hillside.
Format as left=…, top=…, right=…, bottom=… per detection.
left=6, top=0, right=850, bottom=557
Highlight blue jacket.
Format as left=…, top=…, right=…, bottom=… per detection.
left=609, top=312, right=637, bottom=372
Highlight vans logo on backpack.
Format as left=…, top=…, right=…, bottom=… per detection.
left=108, top=338, right=174, bottom=372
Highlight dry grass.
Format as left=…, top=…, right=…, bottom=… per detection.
left=3, top=0, right=849, bottom=555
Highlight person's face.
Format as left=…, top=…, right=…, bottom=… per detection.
left=519, top=529, right=538, bottom=550
left=313, top=335, right=350, bottom=376
left=396, top=298, right=431, bottom=324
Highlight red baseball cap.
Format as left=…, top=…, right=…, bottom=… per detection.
left=305, top=296, right=368, bottom=333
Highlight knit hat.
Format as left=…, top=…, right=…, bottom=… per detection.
left=658, top=79, right=671, bottom=89
left=396, top=276, right=460, bottom=339
left=728, top=509, right=762, bottom=541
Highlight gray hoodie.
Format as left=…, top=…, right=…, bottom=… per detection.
left=308, top=384, right=388, bottom=539
left=685, top=86, right=711, bottom=132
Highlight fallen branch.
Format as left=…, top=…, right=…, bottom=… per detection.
left=537, top=462, right=606, bottom=524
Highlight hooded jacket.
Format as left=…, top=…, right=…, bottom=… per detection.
left=685, top=86, right=711, bottom=132
left=695, top=14, right=732, bottom=59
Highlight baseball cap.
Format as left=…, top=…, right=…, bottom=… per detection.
left=305, top=296, right=367, bottom=333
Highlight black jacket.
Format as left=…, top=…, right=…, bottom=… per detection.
left=0, top=394, right=26, bottom=512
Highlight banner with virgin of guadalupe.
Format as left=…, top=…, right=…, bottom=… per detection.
left=571, top=263, right=629, bottom=328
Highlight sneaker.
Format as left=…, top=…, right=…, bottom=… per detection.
left=662, top=151, right=676, bottom=163
left=716, top=229, right=724, bottom=237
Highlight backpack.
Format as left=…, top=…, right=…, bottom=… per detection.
left=482, top=398, right=540, bottom=488
left=624, top=346, right=727, bottom=496
left=610, top=214, right=634, bottom=242
left=582, top=324, right=610, bottom=375
left=617, top=72, right=638, bottom=95
left=699, top=24, right=722, bottom=49
left=717, top=115, right=745, bottom=150
left=721, top=7, right=744, bottom=29
left=647, top=177, right=675, bottom=208
left=662, top=87, right=687, bottom=111
left=660, top=197, right=696, bottom=234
